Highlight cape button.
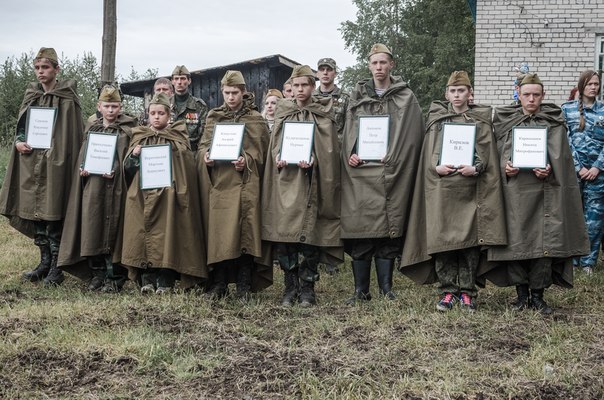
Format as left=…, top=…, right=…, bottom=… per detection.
left=543, top=251, right=549, bottom=256
left=478, top=239, right=484, bottom=244
left=241, top=248, right=247, bottom=254
left=300, top=235, right=306, bottom=243
left=544, top=213, right=550, bottom=217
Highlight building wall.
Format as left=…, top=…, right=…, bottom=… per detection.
left=475, top=0, right=604, bottom=106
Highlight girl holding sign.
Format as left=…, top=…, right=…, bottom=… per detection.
left=400, top=71, right=507, bottom=312
left=121, top=93, right=208, bottom=294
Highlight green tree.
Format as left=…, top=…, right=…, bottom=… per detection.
left=340, top=0, right=475, bottom=112
left=119, top=66, right=158, bottom=117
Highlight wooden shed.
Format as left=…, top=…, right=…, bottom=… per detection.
left=120, top=54, right=302, bottom=110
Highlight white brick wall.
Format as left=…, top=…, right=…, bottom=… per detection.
left=475, top=0, right=604, bottom=106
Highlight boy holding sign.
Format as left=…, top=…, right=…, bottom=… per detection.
left=198, top=70, right=270, bottom=300
left=0, top=47, right=84, bottom=286
left=479, top=74, right=589, bottom=314
left=58, top=86, right=137, bottom=292
left=261, top=65, right=343, bottom=307
left=121, top=93, right=207, bottom=294
left=400, top=71, right=507, bottom=312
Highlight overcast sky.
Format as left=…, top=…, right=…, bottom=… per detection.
left=0, top=0, right=359, bottom=79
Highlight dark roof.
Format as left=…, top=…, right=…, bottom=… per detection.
left=120, top=54, right=301, bottom=98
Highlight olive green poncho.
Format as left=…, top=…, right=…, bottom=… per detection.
left=261, top=96, right=343, bottom=264
left=58, top=114, right=137, bottom=279
left=197, top=93, right=271, bottom=291
left=0, top=80, right=84, bottom=235
left=341, top=76, right=424, bottom=241
left=400, top=101, right=507, bottom=284
left=478, top=103, right=589, bottom=288
left=121, top=121, right=208, bottom=288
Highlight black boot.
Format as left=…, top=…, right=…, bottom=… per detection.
left=299, top=279, right=316, bottom=308
left=101, top=257, right=127, bottom=293
left=43, top=253, right=64, bottom=286
left=205, top=266, right=228, bottom=299
left=512, top=284, right=529, bottom=310
left=281, top=268, right=299, bottom=307
left=375, top=258, right=395, bottom=300
left=156, top=269, right=177, bottom=294
left=88, top=257, right=106, bottom=291
left=530, top=288, right=553, bottom=315
left=22, top=244, right=52, bottom=282
left=346, top=260, right=372, bottom=305
left=236, top=262, right=253, bottom=301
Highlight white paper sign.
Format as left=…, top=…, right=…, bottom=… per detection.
left=26, top=107, right=57, bottom=149
left=140, top=144, right=172, bottom=190
left=357, top=116, right=390, bottom=160
left=279, top=122, right=314, bottom=164
left=439, top=123, right=477, bottom=167
left=512, top=126, right=548, bottom=169
left=209, top=123, right=245, bottom=161
left=83, top=132, right=118, bottom=175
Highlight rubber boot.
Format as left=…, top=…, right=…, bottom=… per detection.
left=375, top=258, right=395, bottom=300
left=346, top=260, right=372, bottom=305
left=205, top=266, right=228, bottom=299
left=101, top=256, right=127, bottom=293
left=88, top=257, right=106, bottom=291
left=512, top=284, right=529, bottom=310
left=530, top=288, right=553, bottom=315
left=22, top=244, right=51, bottom=282
left=43, top=253, right=64, bottom=286
left=281, top=268, right=299, bottom=307
left=299, top=279, right=316, bottom=308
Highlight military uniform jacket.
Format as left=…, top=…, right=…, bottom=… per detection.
left=261, top=97, right=343, bottom=258
left=197, top=94, right=272, bottom=290
left=479, top=104, right=589, bottom=287
left=57, top=114, right=137, bottom=279
left=340, top=76, right=424, bottom=240
left=313, top=85, right=350, bottom=138
left=121, top=121, right=208, bottom=287
left=399, top=102, right=507, bottom=284
left=0, top=80, right=84, bottom=236
left=172, top=93, right=208, bottom=152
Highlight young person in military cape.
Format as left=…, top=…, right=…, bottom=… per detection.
left=261, top=65, right=343, bottom=307
left=399, top=71, right=507, bottom=312
left=477, top=73, right=589, bottom=314
left=198, top=70, right=270, bottom=300
left=0, top=47, right=84, bottom=286
left=121, top=92, right=208, bottom=294
left=171, top=65, right=208, bottom=152
left=561, top=70, right=604, bottom=275
left=341, top=43, right=424, bottom=304
left=57, top=86, right=137, bottom=292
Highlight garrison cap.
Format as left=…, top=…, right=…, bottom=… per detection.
left=317, top=58, right=337, bottom=70
left=35, top=47, right=58, bottom=63
left=368, top=43, right=393, bottom=59
left=447, top=71, right=472, bottom=87
left=171, top=65, right=190, bottom=77
left=221, top=70, right=246, bottom=86
left=266, top=89, right=283, bottom=99
left=98, top=86, right=121, bottom=102
left=150, top=92, right=171, bottom=108
left=520, top=73, right=543, bottom=87
left=290, top=65, right=315, bottom=80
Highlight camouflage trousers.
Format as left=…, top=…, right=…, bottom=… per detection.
left=578, top=179, right=604, bottom=268
left=33, top=220, right=63, bottom=255
left=506, top=258, right=553, bottom=290
left=434, top=247, right=480, bottom=297
left=273, top=243, right=320, bottom=282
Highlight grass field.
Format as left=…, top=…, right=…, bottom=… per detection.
left=1, top=217, right=603, bottom=399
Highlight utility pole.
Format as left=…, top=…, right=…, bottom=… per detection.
left=101, top=0, right=117, bottom=88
